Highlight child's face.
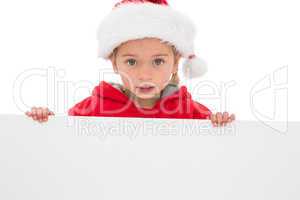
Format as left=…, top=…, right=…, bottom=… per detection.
left=109, top=38, right=180, bottom=99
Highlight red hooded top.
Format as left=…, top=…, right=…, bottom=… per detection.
left=68, top=81, right=211, bottom=119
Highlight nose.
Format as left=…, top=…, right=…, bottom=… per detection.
left=136, top=64, right=153, bottom=82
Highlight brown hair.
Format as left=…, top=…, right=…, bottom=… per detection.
left=169, top=45, right=180, bottom=85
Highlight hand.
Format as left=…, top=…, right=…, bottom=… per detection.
left=209, top=112, right=235, bottom=127
left=25, top=107, right=55, bottom=123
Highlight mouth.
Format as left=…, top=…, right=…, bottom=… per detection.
left=136, top=85, right=155, bottom=93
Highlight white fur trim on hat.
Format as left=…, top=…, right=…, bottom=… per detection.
left=97, top=2, right=207, bottom=78
left=97, top=2, right=196, bottom=58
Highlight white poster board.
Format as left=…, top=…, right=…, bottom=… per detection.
left=0, top=115, right=299, bottom=200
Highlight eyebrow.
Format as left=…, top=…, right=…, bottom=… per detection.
left=121, top=54, right=169, bottom=57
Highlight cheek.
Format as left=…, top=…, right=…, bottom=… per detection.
left=158, top=65, right=174, bottom=79
left=119, top=71, right=136, bottom=89
left=153, top=67, right=174, bottom=88
left=115, top=61, right=136, bottom=81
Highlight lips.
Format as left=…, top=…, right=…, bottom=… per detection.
left=138, top=86, right=154, bottom=89
left=136, top=85, right=155, bottom=93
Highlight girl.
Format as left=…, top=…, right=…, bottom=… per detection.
left=26, top=0, right=235, bottom=126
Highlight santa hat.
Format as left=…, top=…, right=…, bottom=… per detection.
left=96, top=0, right=207, bottom=79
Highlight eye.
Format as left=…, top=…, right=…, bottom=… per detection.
left=126, top=59, right=137, bottom=66
left=153, top=58, right=165, bottom=66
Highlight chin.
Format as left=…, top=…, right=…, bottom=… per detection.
left=135, top=92, right=158, bottom=99
left=133, top=87, right=161, bottom=99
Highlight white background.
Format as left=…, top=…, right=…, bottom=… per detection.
left=0, top=0, right=299, bottom=121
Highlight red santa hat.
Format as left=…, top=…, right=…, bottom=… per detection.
left=97, top=0, right=207, bottom=79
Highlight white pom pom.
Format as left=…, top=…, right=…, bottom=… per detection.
left=182, top=56, right=207, bottom=79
